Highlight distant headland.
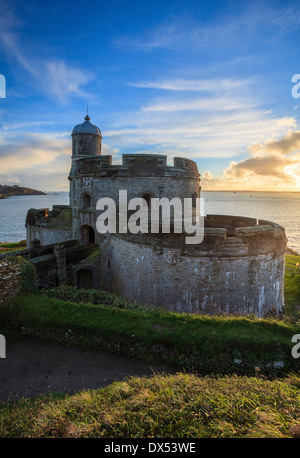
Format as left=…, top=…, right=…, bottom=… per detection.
left=0, top=185, right=46, bottom=199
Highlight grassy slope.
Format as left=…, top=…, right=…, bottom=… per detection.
left=1, top=254, right=300, bottom=438
left=0, top=373, right=299, bottom=438
left=2, top=291, right=300, bottom=377
left=0, top=242, right=26, bottom=254
left=285, top=254, right=300, bottom=316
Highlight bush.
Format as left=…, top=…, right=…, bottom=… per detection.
left=42, top=285, right=150, bottom=310
left=17, top=258, right=38, bottom=293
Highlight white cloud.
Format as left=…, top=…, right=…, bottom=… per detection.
left=115, top=5, right=300, bottom=52
left=142, top=96, right=257, bottom=113
left=129, top=78, right=252, bottom=92
left=247, top=129, right=300, bottom=156
left=202, top=128, right=300, bottom=191
left=0, top=6, right=94, bottom=103
left=105, top=76, right=297, bottom=160
left=0, top=131, right=70, bottom=181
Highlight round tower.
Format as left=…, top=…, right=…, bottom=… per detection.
left=71, top=114, right=102, bottom=158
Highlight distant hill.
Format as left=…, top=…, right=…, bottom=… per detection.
left=0, top=185, right=46, bottom=198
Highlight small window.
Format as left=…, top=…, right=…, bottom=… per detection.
left=82, top=193, right=91, bottom=209
left=192, top=192, right=197, bottom=209
left=142, top=192, right=154, bottom=208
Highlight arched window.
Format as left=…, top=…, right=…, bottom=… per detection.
left=142, top=192, right=154, bottom=208
left=80, top=225, right=95, bottom=244
left=82, top=193, right=91, bottom=209
left=192, top=192, right=197, bottom=209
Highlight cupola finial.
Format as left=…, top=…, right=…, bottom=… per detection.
left=85, top=103, right=90, bottom=121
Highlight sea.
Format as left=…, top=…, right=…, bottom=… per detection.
left=0, top=191, right=300, bottom=253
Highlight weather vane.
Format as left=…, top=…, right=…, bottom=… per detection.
left=85, top=102, right=90, bottom=121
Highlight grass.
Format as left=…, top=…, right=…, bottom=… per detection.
left=0, top=372, right=299, bottom=438
left=0, top=253, right=300, bottom=438
left=2, top=292, right=299, bottom=376
left=284, top=254, right=300, bottom=317
left=0, top=241, right=27, bottom=253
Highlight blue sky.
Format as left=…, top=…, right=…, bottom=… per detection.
left=1, top=0, right=300, bottom=191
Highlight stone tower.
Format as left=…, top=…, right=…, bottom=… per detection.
left=25, top=114, right=288, bottom=317
left=71, top=114, right=102, bottom=159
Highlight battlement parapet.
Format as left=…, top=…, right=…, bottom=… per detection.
left=26, top=206, right=72, bottom=229
left=111, top=214, right=287, bottom=257
left=69, top=154, right=200, bottom=179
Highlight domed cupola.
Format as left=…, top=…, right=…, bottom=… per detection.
left=72, top=114, right=102, bottom=136
left=71, top=114, right=102, bottom=157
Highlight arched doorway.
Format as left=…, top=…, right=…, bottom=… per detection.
left=80, top=225, right=95, bottom=244
left=77, top=269, right=93, bottom=289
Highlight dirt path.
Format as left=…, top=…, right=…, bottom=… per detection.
left=0, top=334, right=174, bottom=403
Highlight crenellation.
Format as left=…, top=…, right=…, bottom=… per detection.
left=24, top=114, right=287, bottom=317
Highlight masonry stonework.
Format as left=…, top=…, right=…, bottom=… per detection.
left=108, top=217, right=286, bottom=317
left=25, top=115, right=288, bottom=317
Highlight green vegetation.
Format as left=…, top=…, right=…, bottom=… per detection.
left=0, top=241, right=26, bottom=253
left=17, top=258, right=38, bottom=293
left=43, top=285, right=146, bottom=310
left=0, top=372, right=299, bottom=438
left=284, top=254, right=300, bottom=317
left=0, top=254, right=300, bottom=438
left=2, top=291, right=299, bottom=376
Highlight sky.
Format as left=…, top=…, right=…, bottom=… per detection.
left=1, top=0, right=300, bottom=191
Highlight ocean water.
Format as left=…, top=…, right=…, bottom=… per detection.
left=0, top=191, right=300, bottom=253
left=0, top=192, right=69, bottom=243
left=202, top=191, right=300, bottom=253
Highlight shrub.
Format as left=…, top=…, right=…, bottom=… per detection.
left=42, top=285, right=150, bottom=310
left=17, top=258, right=38, bottom=293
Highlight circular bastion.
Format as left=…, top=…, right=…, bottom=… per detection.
left=108, top=214, right=287, bottom=317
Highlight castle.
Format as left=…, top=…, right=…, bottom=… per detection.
left=26, top=115, right=287, bottom=317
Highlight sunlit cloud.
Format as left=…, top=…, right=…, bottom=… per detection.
left=202, top=128, right=300, bottom=191
left=0, top=131, right=70, bottom=188
left=247, top=129, right=300, bottom=156
left=0, top=128, right=123, bottom=190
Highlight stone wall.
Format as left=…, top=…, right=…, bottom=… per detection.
left=72, top=132, right=102, bottom=157
left=0, top=257, right=21, bottom=307
left=106, top=216, right=287, bottom=317
left=69, top=154, right=200, bottom=245
left=26, top=206, right=73, bottom=248
left=26, top=226, right=73, bottom=249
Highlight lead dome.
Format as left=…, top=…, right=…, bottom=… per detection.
left=72, top=115, right=102, bottom=136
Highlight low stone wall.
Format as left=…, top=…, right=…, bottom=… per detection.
left=107, top=215, right=287, bottom=317
left=26, top=226, right=73, bottom=249
left=0, top=257, right=21, bottom=307
left=26, top=206, right=73, bottom=248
